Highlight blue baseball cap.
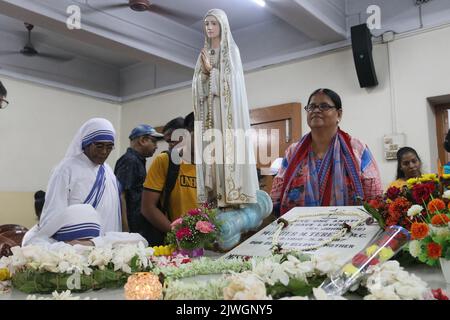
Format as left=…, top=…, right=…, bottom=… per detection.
left=129, top=124, right=164, bottom=140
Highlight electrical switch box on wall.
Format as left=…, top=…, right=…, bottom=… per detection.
left=383, top=134, right=406, bottom=160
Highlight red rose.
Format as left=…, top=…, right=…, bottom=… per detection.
left=352, top=253, right=379, bottom=268
left=390, top=239, right=401, bottom=251
left=432, top=288, right=449, bottom=300
left=411, top=182, right=435, bottom=204
left=368, top=199, right=383, bottom=210
left=176, top=227, right=192, bottom=240
left=187, top=208, right=202, bottom=216
left=368, top=258, right=380, bottom=266
left=381, top=238, right=400, bottom=251
left=386, top=187, right=401, bottom=200
left=352, top=253, right=368, bottom=267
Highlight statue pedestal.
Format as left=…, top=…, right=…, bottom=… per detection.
left=216, top=190, right=273, bottom=251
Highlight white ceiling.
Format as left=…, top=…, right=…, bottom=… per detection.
left=0, top=0, right=450, bottom=100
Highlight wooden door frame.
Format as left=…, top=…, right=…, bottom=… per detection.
left=435, top=104, right=450, bottom=167
left=250, top=103, right=302, bottom=142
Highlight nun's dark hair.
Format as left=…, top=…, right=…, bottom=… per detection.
left=34, top=190, right=45, bottom=219
left=184, top=112, right=195, bottom=132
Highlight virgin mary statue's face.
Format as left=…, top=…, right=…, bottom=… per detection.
left=204, top=15, right=221, bottom=40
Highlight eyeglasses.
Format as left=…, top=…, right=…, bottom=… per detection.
left=0, top=98, right=9, bottom=109
left=92, top=142, right=114, bottom=152
left=304, top=103, right=338, bottom=113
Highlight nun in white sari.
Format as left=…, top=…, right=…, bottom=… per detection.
left=22, top=204, right=147, bottom=248
left=37, top=118, right=122, bottom=237
left=192, top=9, right=259, bottom=208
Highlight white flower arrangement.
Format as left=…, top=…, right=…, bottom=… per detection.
left=162, top=253, right=436, bottom=301
left=0, top=242, right=155, bottom=294
left=364, top=261, right=429, bottom=300
left=251, top=255, right=312, bottom=286
left=223, top=272, right=270, bottom=300
left=408, top=240, right=422, bottom=258
left=443, top=190, right=450, bottom=200
left=154, top=257, right=251, bottom=280
left=407, top=204, right=424, bottom=218
left=0, top=243, right=440, bottom=300
left=164, top=278, right=229, bottom=300
left=27, top=290, right=95, bottom=300
left=1, top=243, right=153, bottom=277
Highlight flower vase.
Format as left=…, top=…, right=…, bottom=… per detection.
left=439, top=258, right=450, bottom=284
left=176, top=247, right=204, bottom=258
left=320, top=225, right=410, bottom=296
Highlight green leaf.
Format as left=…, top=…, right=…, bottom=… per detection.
left=361, top=205, right=385, bottom=229
left=266, top=275, right=327, bottom=299
left=130, top=255, right=140, bottom=273
left=445, top=247, right=450, bottom=260
left=12, top=268, right=128, bottom=294
left=418, top=252, right=428, bottom=263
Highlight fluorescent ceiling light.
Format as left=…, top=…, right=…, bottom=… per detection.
left=253, top=0, right=266, bottom=7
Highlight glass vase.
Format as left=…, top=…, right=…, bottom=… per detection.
left=440, top=258, right=450, bottom=284
left=320, top=225, right=410, bottom=296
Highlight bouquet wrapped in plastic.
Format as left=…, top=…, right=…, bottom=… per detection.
left=320, top=225, right=410, bottom=296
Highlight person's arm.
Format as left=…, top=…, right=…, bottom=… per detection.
left=360, top=146, right=383, bottom=200
left=120, top=192, right=129, bottom=232
left=67, top=239, right=94, bottom=246
left=141, top=153, right=172, bottom=233
left=115, top=159, right=137, bottom=232
left=91, top=232, right=148, bottom=247
left=270, top=143, right=297, bottom=215
left=141, top=190, right=172, bottom=233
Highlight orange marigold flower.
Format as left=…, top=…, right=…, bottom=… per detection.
left=427, top=199, right=446, bottom=213
left=427, top=242, right=442, bottom=259
left=411, top=222, right=429, bottom=240
left=388, top=197, right=411, bottom=216
left=431, top=214, right=450, bottom=225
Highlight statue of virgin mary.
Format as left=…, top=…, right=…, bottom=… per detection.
left=192, top=9, right=259, bottom=208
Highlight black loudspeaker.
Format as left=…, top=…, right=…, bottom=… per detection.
left=351, top=23, right=378, bottom=88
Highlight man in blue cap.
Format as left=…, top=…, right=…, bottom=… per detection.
left=114, top=124, right=163, bottom=234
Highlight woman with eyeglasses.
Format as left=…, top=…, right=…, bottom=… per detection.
left=270, top=88, right=382, bottom=216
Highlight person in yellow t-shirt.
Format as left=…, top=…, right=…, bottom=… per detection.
left=141, top=113, right=197, bottom=245
left=143, top=152, right=197, bottom=221
left=387, top=147, right=422, bottom=190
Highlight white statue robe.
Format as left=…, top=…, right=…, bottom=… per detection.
left=192, top=9, right=259, bottom=208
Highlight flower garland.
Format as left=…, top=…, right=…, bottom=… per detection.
left=161, top=254, right=445, bottom=300
left=363, top=261, right=433, bottom=300
left=164, top=278, right=229, bottom=300
left=26, top=290, right=95, bottom=300
left=271, top=210, right=371, bottom=254
left=0, top=243, right=154, bottom=294
left=154, top=257, right=251, bottom=280
left=161, top=252, right=341, bottom=300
